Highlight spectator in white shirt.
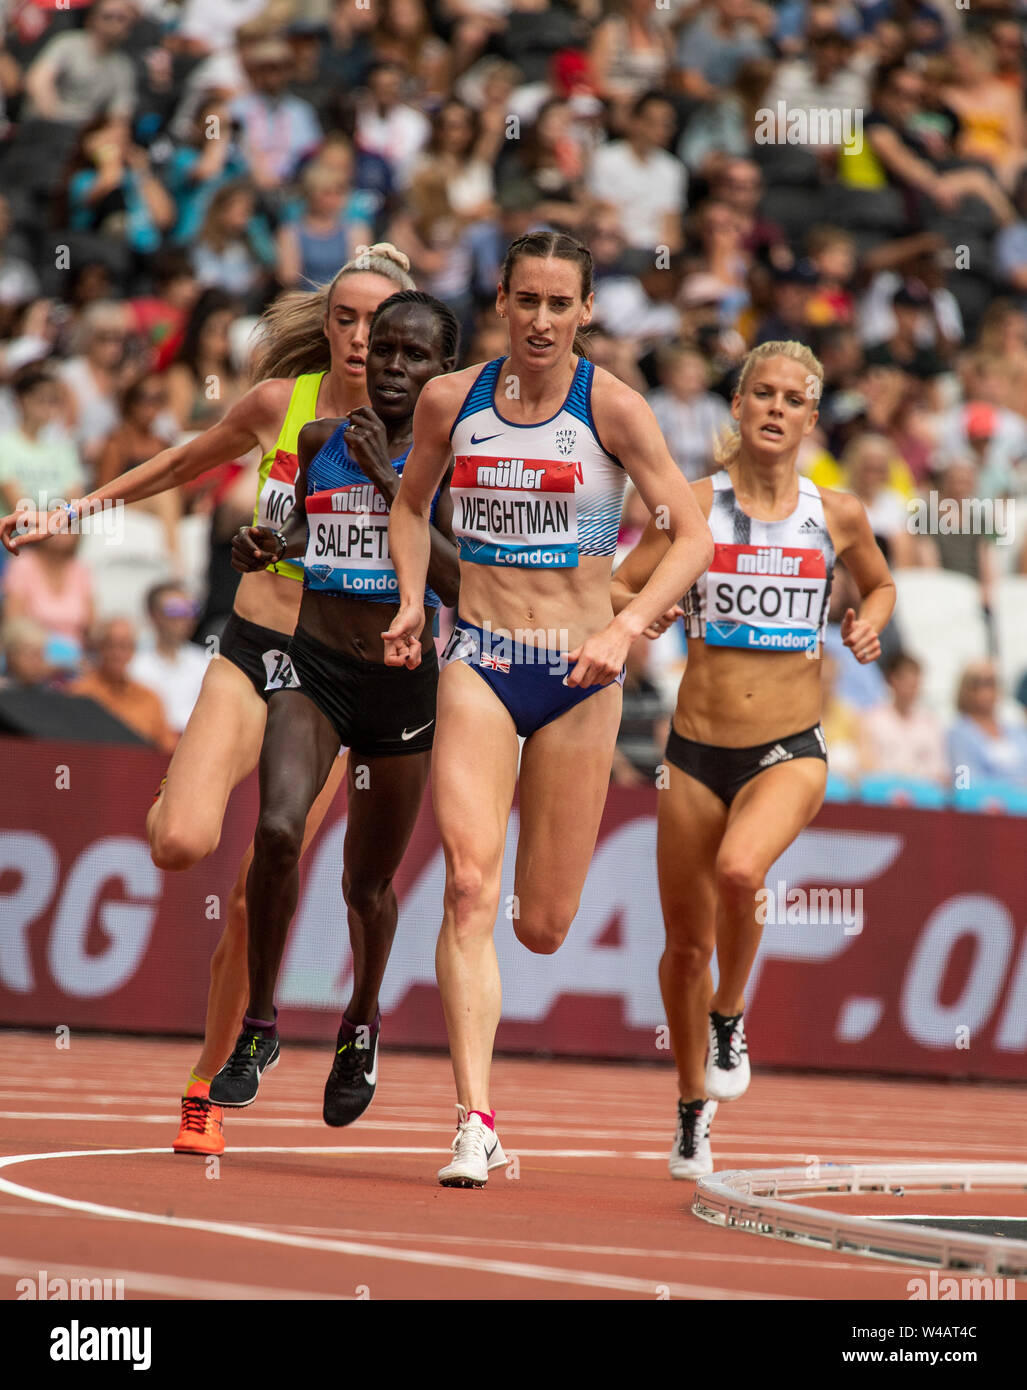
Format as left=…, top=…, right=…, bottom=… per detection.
left=764, top=24, right=868, bottom=149
left=859, top=651, right=948, bottom=783
left=588, top=91, right=686, bottom=252
left=129, top=582, right=209, bottom=734
left=647, top=343, right=731, bottom=481
left=355, top=60, right=431, bottom=187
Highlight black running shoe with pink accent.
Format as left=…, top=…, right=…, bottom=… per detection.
left=210, top=1027, right=279, bottom=1108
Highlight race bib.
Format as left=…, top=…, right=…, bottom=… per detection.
left=705, top=543, right=827, bottom=652
left=255, top=448, right=298, bottom=531
left=262, top=648, right=299, bottom=691
left=450, top=454, right=580, bottom=568
left=303, top=485, right=398, bottom=597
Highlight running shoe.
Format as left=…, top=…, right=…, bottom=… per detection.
left=437, top=1105, right=508, bottom=1188
left=323, top=1020, right=379, bottom=1127
left=668, top=1097, right=717, bottom=1179
left=209, top=1026, right=279, bottom=1107
left=705, top=1010, right=750, bottom=1100
left=172, top=1080, right=225, bottom=1156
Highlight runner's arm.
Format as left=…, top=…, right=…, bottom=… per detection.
left=384, top=377, right=460, bottom=664
left=231, top=417, right=324, bottom=571
left=0, top=380, right=282, bottom=554
left=601, top=388, right=713, bottom=642
left=425, top=462, right=459, bottom=608
left=824, top=489, right=896, bottom=663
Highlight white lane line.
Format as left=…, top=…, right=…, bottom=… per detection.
left=0, top=1255, right=347, bottom=1301
left=0, top=1148, right=798, bottom=1300
left=271, top=1224, right=890, bottom=1273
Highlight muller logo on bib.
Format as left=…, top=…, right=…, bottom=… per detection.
left=706, top=541, right=827, bottom=651
left=450, top=454, right=583, bottom=569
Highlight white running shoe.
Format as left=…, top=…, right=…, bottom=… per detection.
left=437, top=1104, right=508, bottom=1188
left=668, top=1098, right=717, bottom=1179
left=705, top=1010, right=750, bottom=1100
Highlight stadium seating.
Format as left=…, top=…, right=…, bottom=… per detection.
left=890, top=569, right=989, bottom=716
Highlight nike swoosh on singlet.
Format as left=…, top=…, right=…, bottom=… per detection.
left=401, top=719, right=435, bottom=741
left=470, top=432, right=502, bottom=445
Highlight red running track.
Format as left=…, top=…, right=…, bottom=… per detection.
left=0, top=1030, right=1024, bottom=1301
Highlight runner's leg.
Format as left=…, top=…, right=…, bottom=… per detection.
left=712, top=759, right=828, bottom=1015
left=245, top=689, right=341, bottom=1020
left=148, top=657, right=267, bottom=871
left=341, top=749, right=431, bottom=1023
left=193, top=753, right=349, bottom=1078
left=657, top=766, right=728, bottom=1101
left=432, top=662, right=520, bottom=1113
left=511, top=683, right=622, bottom=953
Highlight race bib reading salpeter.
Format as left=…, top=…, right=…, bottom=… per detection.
left=705, top=543, right=827, bottom=651
left=303, top=484, right=398, bottom=596
left=450, top=454, right=581, bottom=568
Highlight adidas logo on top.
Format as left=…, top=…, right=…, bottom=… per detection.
left=798, top=517, right=820, bottom=533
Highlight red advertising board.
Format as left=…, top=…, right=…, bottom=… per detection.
left=1, top=737, right=1024, bottom=1081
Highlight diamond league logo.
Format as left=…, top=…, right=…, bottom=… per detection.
left=555, top=428, right=576, bottom=457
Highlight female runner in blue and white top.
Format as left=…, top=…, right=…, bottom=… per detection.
left=385, top=231, right=714, bottom=1188
left=211, top=292, right=461, bottom=1127
left=613, top=341, right=896, bottom=1178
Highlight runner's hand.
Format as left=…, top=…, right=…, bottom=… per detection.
left=383, top=602, right=424, bottom=669
left=566, top=623, right=631, bottom=688
left=841, top=608, right=880, bottom=664
left=644, top=605, right=683, bottom=639
left=346, top=407, right=394, bottom=490
left=231, top=525, right=282, bottom=572
left=0, top=507, right=55, bottom=554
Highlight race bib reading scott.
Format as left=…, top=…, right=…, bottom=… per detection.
left=451, top=455, right=581, bottom=568
left=303, top=485, right=399, bottom=596
left=704, top=543, right=827, bottom=651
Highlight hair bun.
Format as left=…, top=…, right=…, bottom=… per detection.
left=365, top=242, right=411, bottom=273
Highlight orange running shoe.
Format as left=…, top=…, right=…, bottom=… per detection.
left=173, top=1080, right=225, bottom=1156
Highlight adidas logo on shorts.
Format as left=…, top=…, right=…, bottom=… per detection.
left=758, top=743, right=793, bottom=768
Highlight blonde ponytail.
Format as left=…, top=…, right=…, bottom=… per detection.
left=250, top=243, right=416, bottom=382
left=713, top=339, right=824, bottom=465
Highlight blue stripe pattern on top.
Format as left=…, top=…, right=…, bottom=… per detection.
left=304, top=420, right=441, bottom=608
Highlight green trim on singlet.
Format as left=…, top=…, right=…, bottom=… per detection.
left=251, top=371, right=326, bottom=582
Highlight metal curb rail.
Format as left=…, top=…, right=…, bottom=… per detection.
left=692, top=1163, right=1027, bottom=1275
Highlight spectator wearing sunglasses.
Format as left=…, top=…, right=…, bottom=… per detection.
left=129, top=582, right=209, bottom=734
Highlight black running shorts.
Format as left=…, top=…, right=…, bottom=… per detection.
left=286, top=627, right=438, bottom=757
left=664, top=724, right=828, bottom=806
left=220, top=613, right=297, bottom=702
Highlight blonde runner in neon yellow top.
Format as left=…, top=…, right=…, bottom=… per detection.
left=251, top=371, right=326, bottom=582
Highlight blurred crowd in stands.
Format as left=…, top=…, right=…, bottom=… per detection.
left=0, top=0, right=1026, bottom=806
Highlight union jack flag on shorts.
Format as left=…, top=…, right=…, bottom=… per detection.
left=479, top=652, right=511, bottom=673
